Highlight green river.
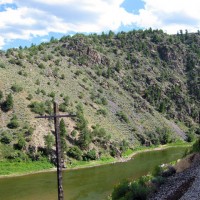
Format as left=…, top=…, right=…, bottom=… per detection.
left=0, top=147, right=187, bottom=200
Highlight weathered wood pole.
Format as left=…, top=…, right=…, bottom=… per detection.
left=35, top=101, right=76, bottom=200
left=54, top=102, right=64, bottom=200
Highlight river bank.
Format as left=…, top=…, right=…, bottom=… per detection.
left=0, top=142, right=191, bottom=178
left=148, top=152, right=200, bottom=200
left=0, top=146, right=189, bottom=200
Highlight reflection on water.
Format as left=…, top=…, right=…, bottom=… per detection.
left=0, top=147, right=187, bottom=200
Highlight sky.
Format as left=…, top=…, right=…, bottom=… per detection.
left=0, top=0, right=200, bottom=50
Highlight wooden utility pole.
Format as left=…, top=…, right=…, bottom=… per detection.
left=35, top=101, right=76, bottom=200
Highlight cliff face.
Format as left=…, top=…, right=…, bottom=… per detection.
left=0, top=29, right=199, bottom=160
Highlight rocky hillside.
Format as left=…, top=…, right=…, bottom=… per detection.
left=0, top=29, right=199, bottom=162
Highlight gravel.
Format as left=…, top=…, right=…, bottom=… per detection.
left=148, top=153, right=200, bottom=200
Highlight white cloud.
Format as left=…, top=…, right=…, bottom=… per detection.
left=0, top=0, right=200, bottom=49
left=0, top=0, right=13, bottom=4
left=0, top=0, right=137, bottom=49
left=136, top=0, right=200, bottom=33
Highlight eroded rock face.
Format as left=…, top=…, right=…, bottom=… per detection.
left=87, top=47, right=101, bottom=64
left=158, top=45, right=176, bottom=62
left=62, top=41, right=110, bottom=66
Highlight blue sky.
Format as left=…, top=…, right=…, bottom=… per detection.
left=0, top=0, right=200, bottom=50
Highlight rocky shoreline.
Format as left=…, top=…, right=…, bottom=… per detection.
left=148, top=153, right=200, bottom=200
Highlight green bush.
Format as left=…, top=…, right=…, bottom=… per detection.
left=97, top=108, right=107, bottom=116
left=191, top=138, right=200, bottom=152
left=128, top=181, right=150, bottom=200
left=111, top=176, right=152, bottom=200
left=112, top=180, right=130, bottom=200
left=78, top=128, right=92, bottom=149
left=186, top=129, right=196, bottom=142
left=38, top=63, right=45, bottom=69
left=83, top=149, right=97, bottom=161
left=0, top=132, right=12, bottom=144
left=48, top=91, right=55, bottom=98
left=116, top=111, right=129, bottom=123
left=59, top=103, right=67, bottom=112
left=11, top=84, right=23, bottom=93
left=27, top=94, right=33, bottom=100
left=29, top=101, right=45, bottom=115
left=67, top=146, right=83, bottom=160
left=44, top=133, right=55, bottom=150
left=152, top=165, right=162, bottom=177
left=1, top=93, right=13, bottom=112
left=0, top=62, right=5, bottom=68
left=7, top=115, right=19, bottom=129
left=16, top=136, right=26, bottom=150
left=71, top=130, right=77, bottom=137
left=63, top=96, right=70, bottom=106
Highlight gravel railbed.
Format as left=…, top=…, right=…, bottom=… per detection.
left=148, top=154, right=200, bottom=200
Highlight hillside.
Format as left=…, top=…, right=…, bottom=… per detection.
left=0, top=29, right=199, bottom=163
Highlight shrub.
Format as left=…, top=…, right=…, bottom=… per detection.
left=67, top=146, right=83, bottom=160
left=112, top=180, right=129, bottom=200
left=15, top=136, right=26, bottom=150
left=48, top=91, right=55, bottom=98
left=59, top=103, right=67, bottom=112
left=97, top=108, right=107, bottom=116
left=0, top=62, right=5, bottom=68
left=44, top=133, right=55, bottom=153
left=38, top=63, right=45, bottom=69
left=7, top=115, right=19, bottom=129
left=71, top=130, right=77, bottom=137
left=11, top=84, right=23, bottom=93
left=186, top=129, right=196, bottom=142
left=1, top=93, right=13, bottom=112
left=29, top=101, right=45, bottom=115
left=40, top=89, right=46, bottom=95
left=44, top=100, right=53, bottom=115
left=83, top=149, right=97, bottom=161
left=152, top=165, right=162, bottom=177
left=92, top=124, right=107, bottom=137
left=128, top=181, right=150, bottom=200
left=35, top=79, right=40, bottom=85
left=120, top=140, right=129, bottom=153
left=63, top=96, right=70, bottom=106
left=191, top=138, right=200, bottom=153
left=116, top=111, right=129, bottom=123
left=0, top=132, right=12, bottom=144
left=60, top=74, right=65, bottom=79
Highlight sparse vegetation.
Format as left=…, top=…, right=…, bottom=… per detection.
left=0, top=29, right=199, bottom=176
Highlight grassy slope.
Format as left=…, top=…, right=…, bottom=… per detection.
left=0, top=30, right=199, bottom=164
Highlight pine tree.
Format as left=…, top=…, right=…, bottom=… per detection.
left=60, top=119, right=67, bottom=137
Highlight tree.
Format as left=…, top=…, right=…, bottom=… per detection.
left=60, top=119, right=67, bottom=137
left=78, top=128, right=92, bottom=149
left=44, top=133, right=55, bottom=153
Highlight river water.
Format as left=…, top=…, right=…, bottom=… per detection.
left=0, top=147, right=187, bottom=200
